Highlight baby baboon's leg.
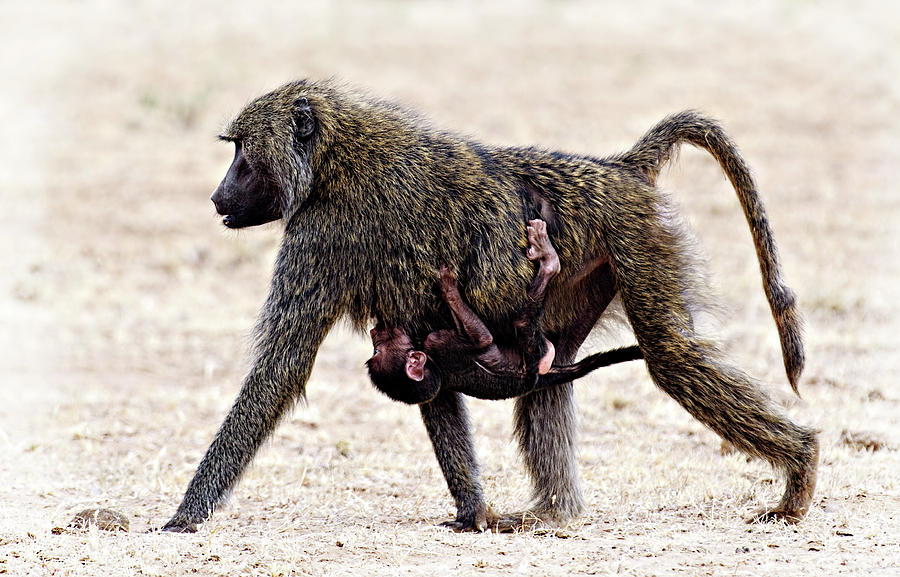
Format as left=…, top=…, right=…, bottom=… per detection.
left=515, top=220, right=561, bottom=379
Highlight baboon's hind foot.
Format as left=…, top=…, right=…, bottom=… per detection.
left=748, top=435, right=819, bottom=525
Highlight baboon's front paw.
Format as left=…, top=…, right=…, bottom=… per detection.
left=440, top=513, right=489, bottom=533
left=440, top=519, right=485, bottom=532
left=439, top=505, right=495, bottom=532
left=160, top=517, right=199, bottom=533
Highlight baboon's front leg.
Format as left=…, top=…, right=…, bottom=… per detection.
left=162, top=238, right=343, bottom=533
left=419, top=390, right=492, bottom=531
left=162, top=365, right=295, bottom=532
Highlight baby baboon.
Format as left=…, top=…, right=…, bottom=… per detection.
left=163, top=79, right=817, bottom=533
left=366, top=220, right=643, bottom=405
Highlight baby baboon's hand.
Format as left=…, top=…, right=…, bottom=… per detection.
left=438, top=263, right=460, bottom=300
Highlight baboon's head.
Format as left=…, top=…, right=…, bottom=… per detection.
left=211, top=82, right=317, bottom=228
left=365, top=322, right=441, bottom=405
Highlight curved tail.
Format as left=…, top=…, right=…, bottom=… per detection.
left=619, top=110, right=804, bottom=394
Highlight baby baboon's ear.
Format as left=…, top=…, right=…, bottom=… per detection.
left=405, top=351, right=428, bottom=382
left=293, top=97, right=315, bottom=140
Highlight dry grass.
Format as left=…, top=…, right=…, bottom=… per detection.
left=1, top=1, right=898, bottom=575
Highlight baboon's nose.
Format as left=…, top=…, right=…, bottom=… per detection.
left=210, top=186, right=225, bottom=214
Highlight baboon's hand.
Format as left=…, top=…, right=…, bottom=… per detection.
left=440, top=507, right=490, bottom=533
left=438, top=263, right=460, bottom=300
left=161, top=523, right=198, bottom=533
left=441, top=519, right=485, bottom=532
left=160, top=515, right=199, bottom=533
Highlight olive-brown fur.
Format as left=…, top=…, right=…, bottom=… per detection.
left=163, top=79, right=817, bottom=532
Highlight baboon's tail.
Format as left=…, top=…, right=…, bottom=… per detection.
left=619, top=110, right=804, bottom=394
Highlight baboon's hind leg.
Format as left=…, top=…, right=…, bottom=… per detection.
left=606, top=195, right=819, bottom=524
left=667, top=358, right=820, bottom=524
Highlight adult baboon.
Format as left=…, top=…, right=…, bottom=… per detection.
left=163, top=79, right=817, bottom=533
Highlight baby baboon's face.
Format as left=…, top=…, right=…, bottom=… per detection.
left=367, top=323, right=414, bottom=374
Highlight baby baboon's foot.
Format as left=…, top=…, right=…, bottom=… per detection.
left=526, top=220, right=560, bottom=275
left=538, top=339, right=555, bottom=375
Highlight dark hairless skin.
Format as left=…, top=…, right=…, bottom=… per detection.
left=366, top=220, right=643, bottom=405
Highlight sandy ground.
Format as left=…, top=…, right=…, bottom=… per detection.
left=1, top=1, right=898, bottom=575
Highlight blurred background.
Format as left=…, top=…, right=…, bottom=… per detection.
left=1, top=1, right=897, bottom=574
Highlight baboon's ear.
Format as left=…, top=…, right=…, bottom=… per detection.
left=293, top=97, right=315, bottom=140
left=406, top=351, right=428, bottom=382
